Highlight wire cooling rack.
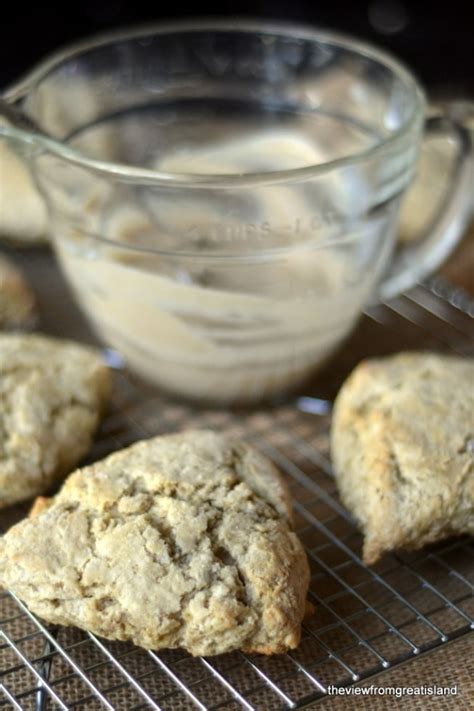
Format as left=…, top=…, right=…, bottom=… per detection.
left=0, top=248, right=473, bottom=710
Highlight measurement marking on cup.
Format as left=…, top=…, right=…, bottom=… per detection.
left=182, top=213, right=342, bottom=244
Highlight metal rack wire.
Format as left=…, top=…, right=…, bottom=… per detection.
left=0, top=248, right=473, bottom=709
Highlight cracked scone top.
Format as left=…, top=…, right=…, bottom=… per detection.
left=331, top=352, right=474, bottom=565
left=0, top=430, right=310, bottom=656
left=0, top=333, right=111, bottom=508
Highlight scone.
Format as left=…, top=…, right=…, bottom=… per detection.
left=0, top=255, right=36, bottom=328
left=331, top=353, right=474, bottom=565
left=0, top=132, right=48, bottom=245
left=0, top=430, right=310, bottom=656
left=0, top=333, right=111, bottom=508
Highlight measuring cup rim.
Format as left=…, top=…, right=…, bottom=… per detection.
left=2, top=17, right=426, bottom=188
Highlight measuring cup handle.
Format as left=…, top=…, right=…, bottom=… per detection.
left=376, top=115, right=473, bottom=302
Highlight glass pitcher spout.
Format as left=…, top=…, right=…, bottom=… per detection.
left=0, top=98, right=45, bottom=137
left=0, top=98, right=54, bottom=167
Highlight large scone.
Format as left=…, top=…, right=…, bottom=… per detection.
left=0, top=430, right=310, bottom=656
left=0, top=255, right=36, bottom=328
left=0, top=130, right=48, bottom=245
left=0, top=333, right=111, bottom=508
left=331, top=353, right=474, bottom=565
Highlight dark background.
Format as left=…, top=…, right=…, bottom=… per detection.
left=0, top=0, right=472, bottom=97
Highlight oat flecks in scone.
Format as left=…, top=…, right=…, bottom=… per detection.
left=0, top=333, right=111, bottom=508
left=330, top=352, right=474, bottom=565
left=0, top=430, right=310, bottom=656
left=0, top=255, right=37, bottom=328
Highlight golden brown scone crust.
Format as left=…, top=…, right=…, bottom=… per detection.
left=331, top=352, right=474, bottom=565
left=0, top=430, right=309, bottom=656
left=29, top=496, right=53, bottom=517
left=0, top=333, right=111, bottom=508
left=0, top=255, right=36, bottom=328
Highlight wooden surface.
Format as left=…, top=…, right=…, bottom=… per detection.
left=442, top=221, right=474, bottom=295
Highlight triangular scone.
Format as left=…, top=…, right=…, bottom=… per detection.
left=0, top=430, right=310, bottom=656
left=0, top=334, right=111, bottom=508
left=0, top=130, right=48, bottom=245
left=331, top=353, right=474, bottom=565
left=0, top=255, right=36, bottom=329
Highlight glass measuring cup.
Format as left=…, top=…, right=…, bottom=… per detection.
left=1, top=20, right=472, bottom=404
